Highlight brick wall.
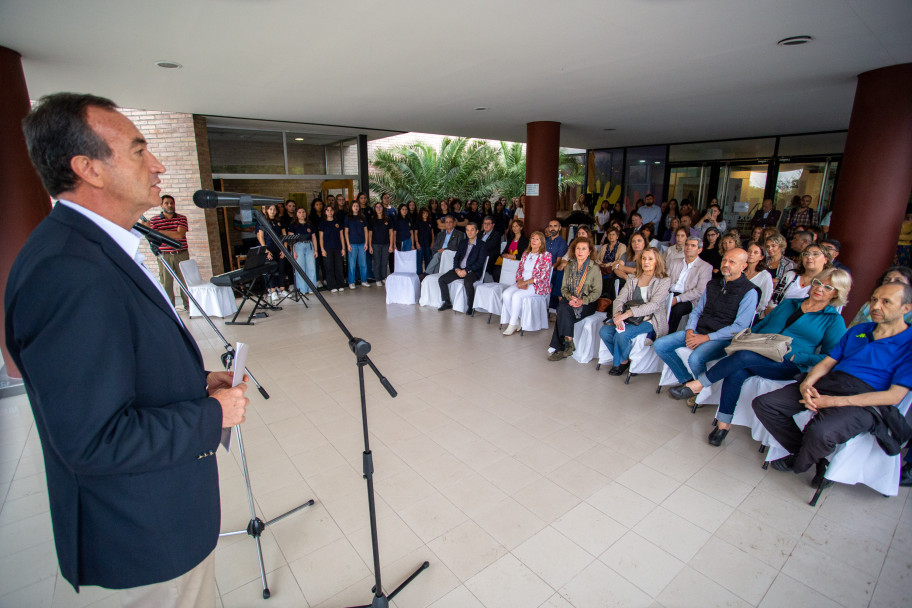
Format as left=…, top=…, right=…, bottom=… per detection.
left=120, top=108, right=222, bottom=279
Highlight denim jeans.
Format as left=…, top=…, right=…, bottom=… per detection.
left=599, top=321, right=655, bottom=365
left=653, top=330, right=731, bottom=384
left=292, top=242, right=317, bottom=293
left=702, top=350, right=800, bottom=424
left=347, top=243, right=367, bottom=284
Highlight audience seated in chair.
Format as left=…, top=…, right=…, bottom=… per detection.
left=599, top=247, right=671, bottom=376
left=765, top=242, right=830, bottom=316
left=425, top=215, right=465, bottom=274
left=849, top=266, right=912, bottom=327
left=666, top=236, right=713, bottom=334
left=753, top=282, right=912, bottom=489
left=655, top=248, right=758, bottom=390
left=437, top=222, right=486, bottom=315
left=478, top=215, right=503, bottom=281
left=502, top=231, right=552, bottom=336
left=545, top=219, right=569, bottom=310
left=670, top=268, right=851, bottom=446
left=548, top=236, right=601, bottom=361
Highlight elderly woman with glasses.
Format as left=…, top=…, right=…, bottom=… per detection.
left=764, top=242, right=830, bottom=316
left=670, top=267, right=852, bottom=446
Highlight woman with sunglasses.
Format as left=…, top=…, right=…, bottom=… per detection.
left=765, top=242, right=830, bottom=316
left=669, top=268, right=851, bottom=446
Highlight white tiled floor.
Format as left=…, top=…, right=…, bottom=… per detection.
left=1, top=285, right=910, bottom=607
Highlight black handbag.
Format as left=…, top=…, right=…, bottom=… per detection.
left=622, top=298, right=647, bottom=325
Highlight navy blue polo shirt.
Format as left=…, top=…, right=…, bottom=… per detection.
left=370, top=217, right=391, bottom=245
left=287, top=221, right=315, bottom=242
left=828, top=322, right=912, bottom=391
left=416, top=219, right=434, bottom=247
left=394, top=216, right=413, bottom=242
left=319, top=219, right=344, bottom=250
left=344, top=216, right=366, bottom=245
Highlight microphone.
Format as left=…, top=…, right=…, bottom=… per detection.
left=133, top=222, right=182, bottom=250
left=193, top=190, right=284, bottom=209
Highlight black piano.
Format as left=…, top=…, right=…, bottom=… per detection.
left=211, top=246, right=278, bottom=325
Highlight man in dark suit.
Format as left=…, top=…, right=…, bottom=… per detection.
left=751, top=198, right=781, bottom=228
left=438, top=222, right=486, bottom=315
left=425, top=214, right=465, bottom=273
left=478, top=215, right=503, bottom=281
left=5, top=93, right=249, bottom=604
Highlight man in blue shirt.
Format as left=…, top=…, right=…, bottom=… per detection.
left=656, top=249, right=758, bottom=392
left=638, top=193, right=662, bottom=229
left=545, top=219, right=569, bottom=309
left=755, top=282, right=912, bottom=482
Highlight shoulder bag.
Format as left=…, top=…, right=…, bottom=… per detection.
left=723, top=328, right=792, bottom=362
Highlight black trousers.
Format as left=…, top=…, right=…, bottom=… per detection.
left=322, top=249, right=345, bottom=290
left=752, top=379, right=878, bottom=473
left=550, top=299, right=598, bottom=350
left=438, top=269, right=479, bottom=308
left=667, top=299, right=693, bottom=334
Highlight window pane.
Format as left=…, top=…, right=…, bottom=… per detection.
left=625, top=145, right=667, bottom=208
left=778, top=132, right=846, bottom=157
left=208, top=127, right=285, bottom=174
left=669, top=138, right=775, bottom=162
left=287, top=133, right=329, bottom=175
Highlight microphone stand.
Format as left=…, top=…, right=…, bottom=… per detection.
left=240, top=202, right=429, bottom=608
left=137, top=224, right=315, bottom=600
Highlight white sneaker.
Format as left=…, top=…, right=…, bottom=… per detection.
left=378, top=280, right=384, bottom=286
left=330, top=288, right=338, bottom=293
left=270, top=292, right=278, bottom=302
left=279, top=290, right=288, bottom=297
left=349, top=283, right=356, bottom=290
left=364, top=282, right=371, bottom=288
left=502, top=324, right=518, bottom=336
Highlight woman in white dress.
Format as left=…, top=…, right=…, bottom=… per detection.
left=501, top=231, right=552, bottom=335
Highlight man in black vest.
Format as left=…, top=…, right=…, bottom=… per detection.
left=654, top=249, right=759, bottom=394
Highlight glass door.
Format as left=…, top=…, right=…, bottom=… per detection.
left=774, top=159, right=839, bottom=216
left=718, top=163, right=769, bottom=237
left=667, top=164, right=710, bottom=208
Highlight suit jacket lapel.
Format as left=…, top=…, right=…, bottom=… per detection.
left=52, top=205, right=203, bottom=359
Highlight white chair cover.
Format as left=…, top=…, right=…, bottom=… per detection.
left=474, top=258, right=520, bottom=317
left=571, top=312, right=607, bottom=363
left=450, top=258, right=489, bottom=313
left=734, top=378, right=912, bottom=496
left=179, top=259, right=237, bottom=318
left=597, top=333, right=663, bottom=375
left=519, top=267, right=553, bottom=332
left=385, top=250, right=420, bottom=305
left=418, top=250, right=457, bottom=307
left=658, top=345, right=695, bottom=386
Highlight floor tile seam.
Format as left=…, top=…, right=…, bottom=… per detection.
left=599, top=555, right=677, bottom=600
left=688, top=536, right=780, bottom=605
left=739, top=487, right=818, bottom=539
left=783, top=541, right=874, bottom=607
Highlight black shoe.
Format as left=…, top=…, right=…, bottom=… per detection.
left=900, top=463, right=912, bottom=487
left=608, top=366, right=623, bottom=376
left=770, top=454, right=797, bottom=472
left=708, top=427, right=729, bottom=447
left=467, top=307, right=475, bottom=316
left=616, top=361, right=630, bottom=375
left=438, top=302, right=453, bottom=311
left=669, top=385, right=697, bottom=400
left=811, top=458, right=833, bottom=489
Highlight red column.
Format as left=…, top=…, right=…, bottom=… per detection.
left=829, top=63, right=912, bottom=321
left=0, top=46, right=52, bottom=379
left=524, top=121, right=561, bottom=234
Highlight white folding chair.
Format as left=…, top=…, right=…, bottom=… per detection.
left=474, top=258, right=520, bottom=324
left=450, top=258, right=488, bottom=314
left=179, top=259, right=237, bottom=318
left=596, top=331, right=664, bottom=387
left=385, top=250, right=420, bottom=305
left=418, top=250, right=456, bottom=307
left=570, top=312, right=607, bottom=364
left=519, top=267, right=553, bottom=335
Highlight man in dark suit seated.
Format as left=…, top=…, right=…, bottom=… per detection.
left=751, top=198, right=781, bottom=228
left=425, top=214, right=465, bottom=274
left=478, top=215, right=503, bottom=281
left=438, top=222, right=486, bottom=315
left=6, top=93, right=249, bottom=605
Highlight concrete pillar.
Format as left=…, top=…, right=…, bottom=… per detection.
left=0, top=46, right=52, bottom=379
left=524, top=121, right=561, bottom=234
left=829, top=63, right=912, bottom=320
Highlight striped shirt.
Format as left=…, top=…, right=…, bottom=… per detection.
left=147, top=213, right=188, bottom=253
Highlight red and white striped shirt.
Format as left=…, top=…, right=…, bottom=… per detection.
left=148, top=213, right=188, bottom=253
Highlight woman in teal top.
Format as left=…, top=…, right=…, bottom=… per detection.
left=673, top=267, right=852, bottom=446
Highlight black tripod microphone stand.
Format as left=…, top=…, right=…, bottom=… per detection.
left=246, top=202, right=430, bottom=608
left=137, top=224, right=315, bottom=600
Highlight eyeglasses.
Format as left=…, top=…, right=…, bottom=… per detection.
left=811, top=278, right=836, bottom=292
left=802, top=251, right=824, bottom=258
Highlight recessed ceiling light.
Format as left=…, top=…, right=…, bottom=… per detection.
left=654, top=161, right=661, bottom=165
left=155, top=60, right=183, bottom=69
left=474, top=107, right=487, bottom=111
left=294, top=137, right=304, bottom=141
left=777, top=35, right=813, bottom=47
left=638, top=160, right=646, bottom=163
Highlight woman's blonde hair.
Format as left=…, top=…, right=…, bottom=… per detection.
left=815, top=267, right=852, bottom=309
left=525, top=231, right=547, bottom=255
left=637, top=247, right=667, bottom=278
